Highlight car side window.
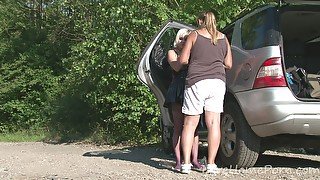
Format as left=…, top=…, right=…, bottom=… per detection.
left=241, top=7, right=279, bottom=50
left=151, top=28, right=177, bottom=71
left=150, top=28, right=178, bottom=92
left=224, top=25, right=234, bottom=43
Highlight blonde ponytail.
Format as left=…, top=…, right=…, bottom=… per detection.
left=198, top=11, right=218, bottom=45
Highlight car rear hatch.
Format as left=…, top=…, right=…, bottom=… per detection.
left=280, top=0, right=320, bottom=100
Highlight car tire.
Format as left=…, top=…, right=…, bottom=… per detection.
left=160, top=118, right=174, bottom=154
left=219, top=102, right=261, bottom=168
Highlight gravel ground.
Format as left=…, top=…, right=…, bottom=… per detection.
left=0, top=142, right=320, bottom=179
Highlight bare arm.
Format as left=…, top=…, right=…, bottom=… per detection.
left=224, top=38, right=232, bottom=69
left=167, top=50, right=182, bottom=72
left=178, top=31, right=196, bottom=67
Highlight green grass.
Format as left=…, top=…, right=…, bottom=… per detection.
left=0, top=131, right=47, bottom=142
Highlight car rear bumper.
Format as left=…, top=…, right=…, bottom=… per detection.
left=251, top=114, right=320, bottom=137
left=235, top=87, right=320, bottom=137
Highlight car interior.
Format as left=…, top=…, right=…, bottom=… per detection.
left=281, top=6, right=320, bottom=99
left=281, top=7, right=320, bottom=74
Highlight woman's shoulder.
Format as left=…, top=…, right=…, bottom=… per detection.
left=217, top=31, right=226, bottom=40
left=189, top=30, right=198, bottom=37
left=185, top=30, right=198, bottom=44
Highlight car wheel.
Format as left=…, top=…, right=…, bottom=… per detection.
left=160, top=118, right=173, bottom=154
left=219, top=102, right=261, bottom=168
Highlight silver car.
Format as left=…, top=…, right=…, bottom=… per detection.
left=137, top=0, right=320, bottom=168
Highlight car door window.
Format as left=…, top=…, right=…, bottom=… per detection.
left=223, top=25, right=235, bottom=43
left=150, top=28, right=179, bottom=94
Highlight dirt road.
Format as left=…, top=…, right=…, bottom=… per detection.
left=0, top=142, right=320, bottom=179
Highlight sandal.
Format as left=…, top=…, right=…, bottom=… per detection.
left=191, top=162, right=206, bottom=172
left=171, top=163, right=181, bottom=172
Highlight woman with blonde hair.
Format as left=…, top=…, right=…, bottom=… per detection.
left=178, top=11, right=232, bottom=174
left=164, top=28, right=205, bottom=172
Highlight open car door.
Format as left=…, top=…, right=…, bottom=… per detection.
left=137, top=20, right=194, bottom=151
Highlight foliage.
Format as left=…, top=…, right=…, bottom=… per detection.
left=0, top=130, right=47, bottom=142
left=0, top=0, right=63, bottom=133
left=0, top=0, right=274, bottom=144
left=56, top=0, right=167, bottom=143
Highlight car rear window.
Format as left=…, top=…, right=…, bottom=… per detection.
left=241, top=7, right=280, bottom=50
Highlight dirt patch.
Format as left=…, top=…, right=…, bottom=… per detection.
left=0, top=142, right=319, bottom=179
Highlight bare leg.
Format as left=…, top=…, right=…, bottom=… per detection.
left=191, top=132, right=205, bottom=170
left=205, top=111, right=221, bottom=165
left=171, top=103, right=184, bottom=169
left=181, top=115, right=200, bottom=165
left=191, top=132, right=199, bottom=165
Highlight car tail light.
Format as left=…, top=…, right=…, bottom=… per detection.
left=253, top=57, right=286, bottom=89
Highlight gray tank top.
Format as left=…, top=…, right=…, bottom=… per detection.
left=185, top=31, right=228, bottom=88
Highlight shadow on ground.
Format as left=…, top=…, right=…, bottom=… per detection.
left=82, top=144, right=177, bottom=171
left=255, top=153, right=320, bottom=168
left=83, top=145, right=320, bottom=169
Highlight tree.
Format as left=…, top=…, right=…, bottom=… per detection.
left=0, top=0, right=274, bottom=143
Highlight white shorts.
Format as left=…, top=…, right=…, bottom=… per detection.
left=182, top=79, right=226, bottom=115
